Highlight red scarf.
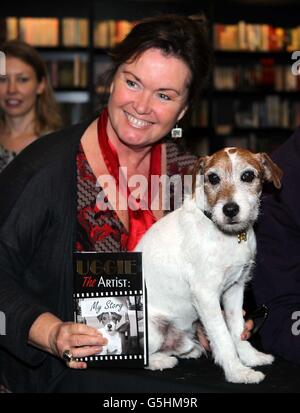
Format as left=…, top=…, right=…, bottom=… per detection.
left=98, top=107, right=162, bottom=251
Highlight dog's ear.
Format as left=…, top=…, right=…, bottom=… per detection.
left=111, top=312, right=122, bottom=323
left=257, top=152, right=283, bottom=189
left=97, top=312, right=108, bottom=322
left=192, top=156, right=207, bottom=196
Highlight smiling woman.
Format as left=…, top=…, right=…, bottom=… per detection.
left=0, top=40, right=62, bottom=173
left=0, top=14, right=213, bottom=393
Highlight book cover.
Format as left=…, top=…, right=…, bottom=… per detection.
left=73, top=252, right=148, bottom=367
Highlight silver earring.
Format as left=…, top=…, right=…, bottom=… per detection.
left=171, top=124, right=182, bottom=139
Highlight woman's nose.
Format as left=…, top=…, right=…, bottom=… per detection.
left=133, top=91, right=152, bottom=115
left=7, top=78, right=17, bottom=94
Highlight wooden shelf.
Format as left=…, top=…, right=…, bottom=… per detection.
left=215, top=50, right=294, bottom=59
left=214, top=127, right=294, bottom=136
left=35, top=46, right=89, bottom=53
left=213, top=90, right=300, bottom=98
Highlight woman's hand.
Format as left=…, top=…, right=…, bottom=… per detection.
left=29, top=312, right=107, bottom=369
left=48, top=320, right=108, bottom=369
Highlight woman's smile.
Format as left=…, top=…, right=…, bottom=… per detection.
left=124, top=111, right=154, bottom=129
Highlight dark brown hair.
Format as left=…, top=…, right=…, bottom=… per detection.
left=107, top=14, right=212, bottom=108
left=0, top=40, right=62, bottom=135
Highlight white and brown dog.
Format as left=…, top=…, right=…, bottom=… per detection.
left=135, top=148, right=282, bottom=384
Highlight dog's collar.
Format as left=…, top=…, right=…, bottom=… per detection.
left=204, top=210, right=247, bottom=243
left=237, top=232, right=247, bottom=243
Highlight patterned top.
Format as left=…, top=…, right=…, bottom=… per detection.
left=0, top=146, right=17, bottom=174
left=76, top=141, right=196, bottom=252
left=0, top=131, right=52, bottom=174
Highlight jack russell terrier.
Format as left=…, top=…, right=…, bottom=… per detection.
left=135, top=147, right=282, bottom=384
left=97, top=311, right=123, bottom=355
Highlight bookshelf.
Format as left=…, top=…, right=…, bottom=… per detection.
left=205, top=0, right=300, bottom=154
left=1, top=0, right=300, bottom=154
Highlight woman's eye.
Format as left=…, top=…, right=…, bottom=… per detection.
left=0, top=76, right=7, bottom=83
left=241, top=170, right=255, bottom=183
left=158, top=93, right=170, bottom=101
left=208, top=173, right=220, bottom=185
left=18, top=77, right=29, bottom=83
left=126, top=79, right=137, bottom=88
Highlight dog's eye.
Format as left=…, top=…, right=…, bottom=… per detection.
left=208, top=173, right=220, bottom=185
left=241, top=170, right=255, bottom=183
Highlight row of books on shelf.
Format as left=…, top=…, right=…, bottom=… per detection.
left=46, top=57, right=88, bottom=88
left=3, top=17, right=300, bottom=52
left=5, top=17, right=88, bottom=46
left=214, top=22, right=300, bottom=52
left=191, top=97, right=300, bottom=131
left=94, top=20, right=135, bottom=48
left=2, top=17, right=134, bottom=47
left=214, top=60, right=300, bottom=91
left=214, top=97, right=300, bottom=132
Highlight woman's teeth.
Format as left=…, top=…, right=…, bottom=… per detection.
left=6, top=99, right=22, bottom=106
left=126, top=113, right=152, bottom=128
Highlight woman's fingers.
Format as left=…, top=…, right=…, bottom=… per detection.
left=241, top=319, right=254, bottom=340
left=69, top=331, right=107, bottom=348
left=71, top=345, right=104, bottom=359
left=49, top=322, right=108, bottom=369
left=67, top=360, right=87, bottom=370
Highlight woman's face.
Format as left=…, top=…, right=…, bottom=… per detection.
left=0, top=56, right=45, bottom=119
left=107, top=48, right=191, bottom=149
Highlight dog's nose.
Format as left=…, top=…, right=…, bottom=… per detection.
left=107, top=324, right=112, bottom=329
left=223, top=202, right=240, bottom=218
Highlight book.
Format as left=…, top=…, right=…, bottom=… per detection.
left=73, top=251, right=148, bottom=367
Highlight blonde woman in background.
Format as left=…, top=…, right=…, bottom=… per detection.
left=0, top=40, right=62, bottom=173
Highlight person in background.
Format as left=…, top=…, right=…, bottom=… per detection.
left=252, top=128, right=300, bottom=365
left=0, top=40, right=62, bottom=173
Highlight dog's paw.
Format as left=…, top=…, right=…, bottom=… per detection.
left=236, top=341, right=275, bottom=367
left=239, top=349, right=274, bottom=367
left=147, top=353, right=178, bottom=371
left=225, top=366, right=265, bottom=384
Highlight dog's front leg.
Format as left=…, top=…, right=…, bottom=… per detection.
left=193, top=288, right=265, bottom=383
left=222, top=283, right=274, bottom=367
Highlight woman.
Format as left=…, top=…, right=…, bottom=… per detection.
left=0, top=14, right=213, bottom=393
left=0, top=40, right=62, bottom=173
